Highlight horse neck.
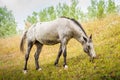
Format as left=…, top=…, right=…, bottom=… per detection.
left=71, top=23, right=87, bottom=45
left=76, top=33, right=87, bottom=45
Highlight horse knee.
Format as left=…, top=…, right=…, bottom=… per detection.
left=63, top=53, right=66, bottom=57
left=25, top=54, right=29, bottom=60
left=34, top=54, right=39, bottom=60
left=63, top=50, right=67, bottom=57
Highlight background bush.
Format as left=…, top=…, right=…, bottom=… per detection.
left=26, top=0, right=119, bottom=24
left=0, top=7, right=16, bottom=37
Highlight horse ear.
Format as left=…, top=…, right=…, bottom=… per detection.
left=83, top=36, right=87, bottom=42
left=90, top=34, right=92, bottom=39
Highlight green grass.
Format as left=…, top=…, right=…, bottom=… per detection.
left=0, top=14, right=120, bottom=80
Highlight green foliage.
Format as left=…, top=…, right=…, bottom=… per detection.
left=47, top=6, right=56, bottom=21
left=88, top=0, right=118, bottom=19
left=26, top=0, right=84, bottom=23
left=39, top=9, right=48, bottom=22
left=69, top=0, right=79, bottom=19
left=26, top=12, right=38, bottom=24
left=0, top=7, right=16, bottom=37
left=97, top=0, right=105, bottom=18
left=87, top=0, right=98, bottom=19
left=56, top=3, right=63, bottom=17
left=107, top=0, right=116, bottom=13
left=26, top=0, right=119, bottom=24
left=55, top=3, right=70, bottom=18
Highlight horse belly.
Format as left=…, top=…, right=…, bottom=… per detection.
left=36, top=31, right=60, bottom=45
left=41, top=39, right=60, bottom=45
left=38, top=36, right=60, bottom=45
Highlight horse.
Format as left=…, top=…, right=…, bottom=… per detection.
left=20, top=16, right=96, bottom=74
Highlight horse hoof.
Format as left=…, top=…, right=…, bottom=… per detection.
left=64, top=65, right=68, bottom=69
left=54, top=64, right=59, bottom=67
left=23, top=70, right=27, bottom=74
left=37, top=68, right=42, bottom=71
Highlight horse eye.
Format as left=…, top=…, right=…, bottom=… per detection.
left=88, top=46, right=90, bottom=49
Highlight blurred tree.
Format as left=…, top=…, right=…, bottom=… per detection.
left=88, top=0, right=118, bottom=19
left=47, top=6, right=56, bottom=21
left=0, top=7, right=16, bottom=37
left=56, top=3, right=63, bottom=17
left=26, top=0, right=120, bottom=24
left=39, top=9, right=48, bottom=21
left=107, top=0, right=116, bottom=14
left=97, top=0, right=105, bottom=18
left=26, top=0, right=85, bottom=23
left=26, top=11, right=38, bottom=24
left=76, top=7, right=86, bottom=21
left=87, top=0, right=98, bottom=19
left=61, top=3, right=70, bottom=17
left=70, top=0, right=79, bottom=20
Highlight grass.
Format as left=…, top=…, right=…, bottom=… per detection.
left=0, top=14, right=120, bottom=80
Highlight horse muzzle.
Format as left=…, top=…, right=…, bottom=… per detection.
left=89, top=55, right=98, bottom=62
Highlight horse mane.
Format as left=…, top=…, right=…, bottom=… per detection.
left=61, top=16, right=71, bottom=19
left=60, top=16, right=87, bottom=36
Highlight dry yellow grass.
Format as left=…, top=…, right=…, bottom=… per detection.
left=0, top=14, right=120, bottom=67
left=0, top=36, right=20, bottom=54
left=0, top=34, right=82, bottom=70
left=0, top=14, right=120, bottom=80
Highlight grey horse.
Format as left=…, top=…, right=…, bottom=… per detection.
left=20, top=16, right=96, bottom=73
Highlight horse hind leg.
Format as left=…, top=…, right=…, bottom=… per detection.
left=34, top=41, right=43, bottom=71
left=23, top=41, right=33, bottom=74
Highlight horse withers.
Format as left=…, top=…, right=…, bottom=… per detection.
left=20, top=17, right=96, bottom=74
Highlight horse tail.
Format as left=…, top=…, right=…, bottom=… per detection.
left=20, top=30, right=27, bottom=52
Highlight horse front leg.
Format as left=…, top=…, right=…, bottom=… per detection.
left=61, top=40, right=68, bottom=69
left=62, top=46, right=68, bottom=69
left=54, top=44, right=62, bottom=66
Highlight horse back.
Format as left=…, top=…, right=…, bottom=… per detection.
left=27, top=18, right=73, bottom=45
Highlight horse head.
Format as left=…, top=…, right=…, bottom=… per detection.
left=83, top=34, right=96, bottom=61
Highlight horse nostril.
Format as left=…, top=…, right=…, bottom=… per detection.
left=94, top=54, right=99, bottom=59
left=90, top=58, right=94, bottom=62
left=90, top=56, right=97, bottom=62
left=92, top=54, right=97, bottom=59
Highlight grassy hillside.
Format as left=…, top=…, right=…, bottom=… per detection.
left=0, top=14, right=120, bottom=80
